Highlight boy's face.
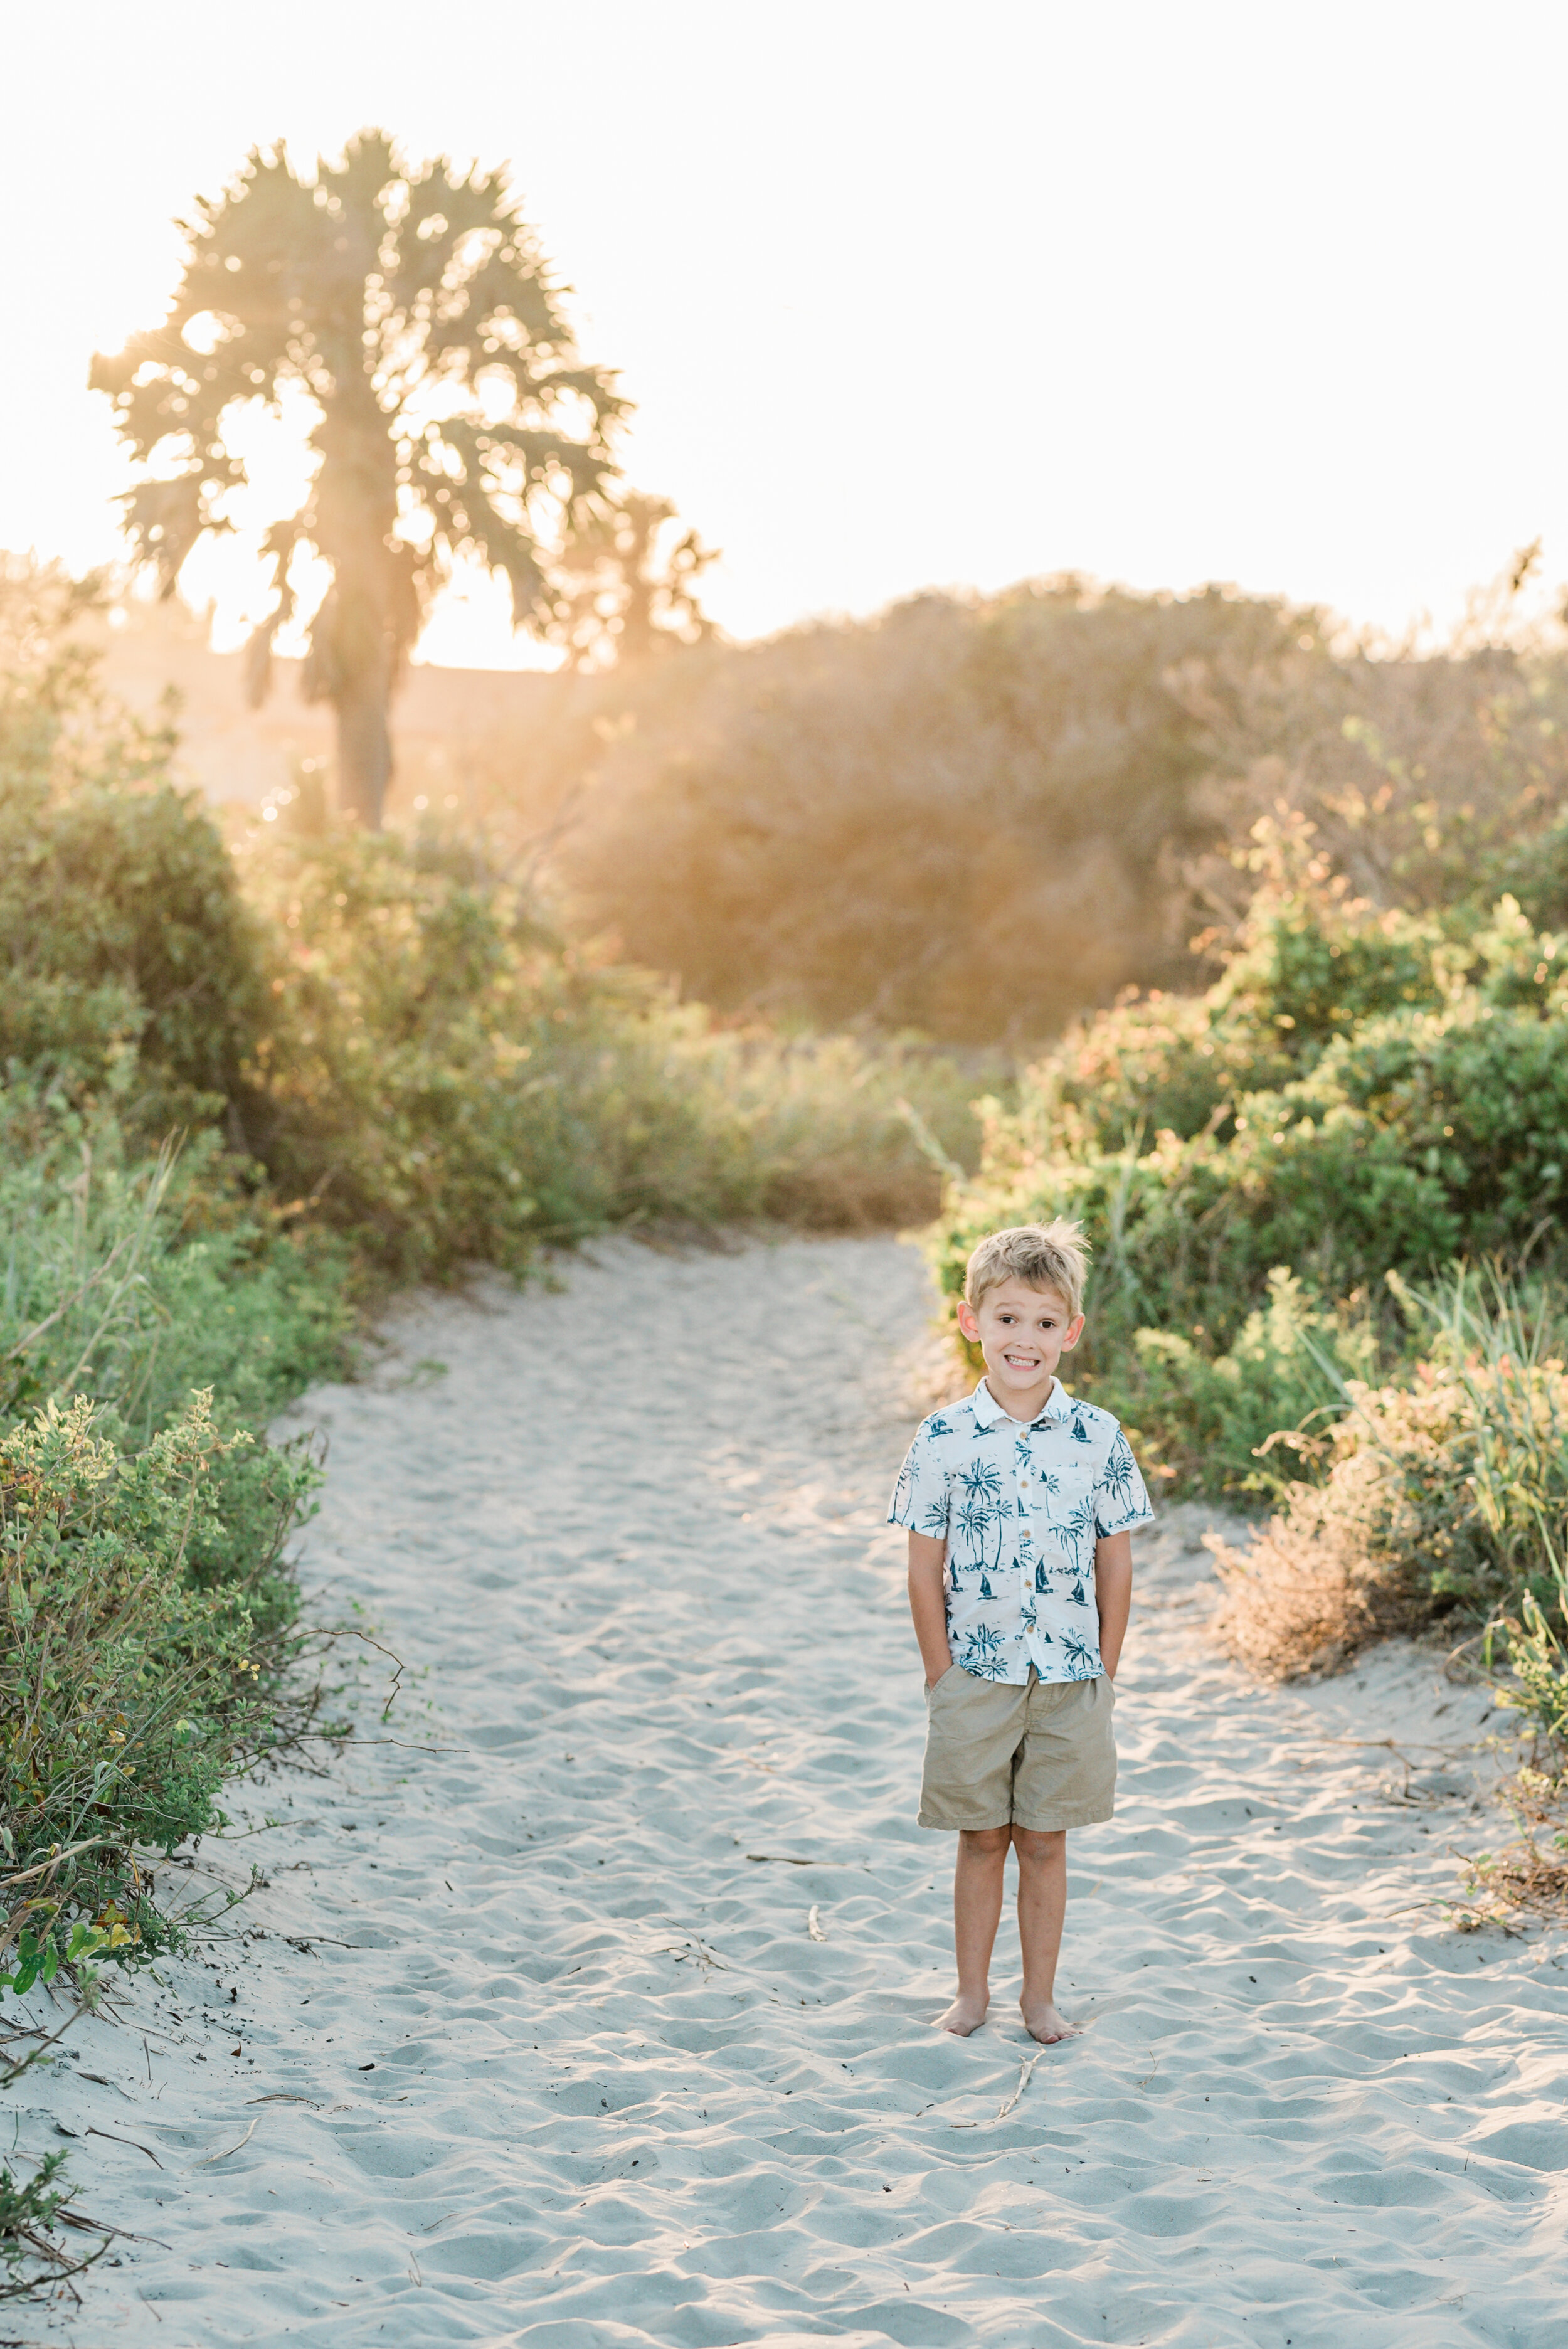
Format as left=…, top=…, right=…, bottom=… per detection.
left=956, top=1277, right=1084, bottom=1417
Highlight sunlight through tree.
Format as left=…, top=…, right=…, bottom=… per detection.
left=91, top=130, right=623, bottom=825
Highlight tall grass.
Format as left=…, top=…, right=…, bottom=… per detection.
left=2, top=1094, right=350, bottom=1433
left=1210, top=1266, right=1568, bottom=1716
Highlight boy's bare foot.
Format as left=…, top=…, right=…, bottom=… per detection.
left=935, top=1991, right=989, bottom=2035
left=1020, top=1997, right=1079, bottom=2045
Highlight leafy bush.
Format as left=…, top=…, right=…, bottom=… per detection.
left=0, top=569, right=344, bottom=2059
left=932, top=872, right=1568, bottom=1483
left=0, top=561, right=263, bottom=1132
left=1, top=1086, right=351, bottom=1435
left=1124, top=1270, right=1380, bottom=1493
left=239, top=825, right=987, bottom=1280
left=0, top=1392, right=319, bottom=1961
left=0, top=1102, right=337, bottom=1968
left=0, top=769, right=263, bottom=1123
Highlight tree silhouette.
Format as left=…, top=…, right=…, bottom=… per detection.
left=547, top=490, right=719, bottom=671
left=90, top=131, right=623, bottom=825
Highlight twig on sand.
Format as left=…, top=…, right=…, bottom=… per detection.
left=0, top=1997, right=95, bottom=2089
left=807, top=1904, right=825, bottom=1942
left=653, top=1935, right=729, bottom=1973
left=290, top=1735, right=468, bottom=1752
left=1308, top=1737, right=1465, bottom=1755
left=193, top=2115, right=260, bottom=2166
left=746, top=1853, right=814, bottom=1865
left=996, top=2050, right=1045, bottom=2119
left=87, top=2126, right=162, bottom=2169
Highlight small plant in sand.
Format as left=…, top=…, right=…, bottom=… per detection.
left=0, top=2151, right=97, bottom=2302
left=1450, top=1763, right=1568, bottom=1931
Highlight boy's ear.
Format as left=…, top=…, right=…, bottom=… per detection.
left=956, top=1297, right=980, bottom=1342
left=1062, top=1313, right=1086, bottom=1351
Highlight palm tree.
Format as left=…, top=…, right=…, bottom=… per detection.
left=91, top=132, right=623, bottom=826
left=956, top=1498, right=995, bottom=1579
left=547, top=490, right=718, bottom=671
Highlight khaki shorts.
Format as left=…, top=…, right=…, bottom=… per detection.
left=919, top=1665, right=1116, bottom=1831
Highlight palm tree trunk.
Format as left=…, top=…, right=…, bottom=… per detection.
left=333, top=681, right=393, bottom=829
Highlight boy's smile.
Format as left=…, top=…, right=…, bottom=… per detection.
left=956, top=1276, right=1084, bottom=1422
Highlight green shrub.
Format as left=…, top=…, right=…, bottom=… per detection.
left=0, top=1086, right=337, bottom=1970
left=0, top=566, right=263, bottom=1131
left=0, top=1391, right=319, bottom=1968
left=0, top=569, right=346, bottom=2030
left=0, top=1085, right=352, bottom=1439
left=932, top=877, right=1568, bottom=1493
left=0, top=770, right=263, bottom=1121
left=1124, top=1269, right=1379, bottom=1492
left=240, top=825, right=986, bottom=1279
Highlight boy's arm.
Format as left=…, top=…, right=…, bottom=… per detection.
left=1094, top=1530, right=1133, bottom=1680
left=907, top=1532, right=953, bottom=1686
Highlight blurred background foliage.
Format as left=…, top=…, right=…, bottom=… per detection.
left=425, top=559, right=1568, bottom=1046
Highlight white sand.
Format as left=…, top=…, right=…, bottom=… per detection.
left=13, top=1234, right=1568, bottom=2348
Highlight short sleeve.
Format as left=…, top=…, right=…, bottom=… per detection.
left=887, top=1424, right=952, bottom=1538
left=1091, top=1426, right=1156, bottom=1539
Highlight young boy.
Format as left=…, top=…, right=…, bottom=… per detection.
left=889, top=1221, right=1153, bottom=2043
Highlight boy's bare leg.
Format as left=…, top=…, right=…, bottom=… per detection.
left=937, top=1825, right=1010, bottom=2034
left=1014, top=1826, right=1078, bottom=2043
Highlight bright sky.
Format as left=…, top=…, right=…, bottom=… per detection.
left=8, top=0, right=1568, bottom=665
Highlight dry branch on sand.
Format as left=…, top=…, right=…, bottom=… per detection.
left=1453, top=1834, right=1568, bottom=1929
left=1447, top=1758, right=1568, bottom=1929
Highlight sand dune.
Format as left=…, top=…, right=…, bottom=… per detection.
left=13, top=1236, right=1568, bottom=2347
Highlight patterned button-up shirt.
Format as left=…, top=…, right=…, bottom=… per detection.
left=889, top=1377, right=1155, bottom=1684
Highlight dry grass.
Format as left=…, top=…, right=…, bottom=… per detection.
left=1209, top=1274, right=1568, bottom=1682
left=1205, top=1376, right=1470, bottom=1680
left=1207, top=1502, right=1433, bottom=1682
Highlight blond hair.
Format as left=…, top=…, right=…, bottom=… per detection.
left=964, top=1220, right=1090, bottom=1317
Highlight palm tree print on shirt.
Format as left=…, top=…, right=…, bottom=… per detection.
left=1098, top=1431, right=1140, bottom=1509
left=955, top=1498, right=995, bottom=1596
left=889, top=1381, right=1155, bottom=1686
left=956, top=1461, right=1010, bottom=1592
left=960, top=1623, right=1010, bottom=1679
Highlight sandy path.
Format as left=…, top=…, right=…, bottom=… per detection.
left=14, top=1235, right=1568, bottom=2348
